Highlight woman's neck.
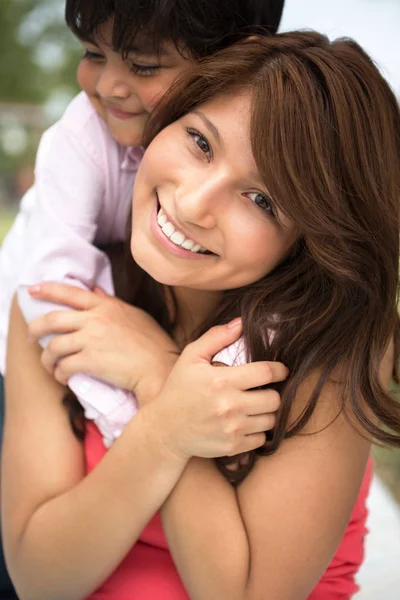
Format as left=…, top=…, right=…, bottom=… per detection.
left=169, top=286, right=222, bottom=349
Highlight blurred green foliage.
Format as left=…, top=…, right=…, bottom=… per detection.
left=0, top=0, right=80, bottom=177
left=0, top=0, right=80, bottom=103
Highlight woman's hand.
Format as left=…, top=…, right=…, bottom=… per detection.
left=144, top=319, right=288, bottom=460
left=27, top=283, right=179, bottom=403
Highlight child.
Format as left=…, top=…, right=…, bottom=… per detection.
left=0, top=0, right=285, bottom=448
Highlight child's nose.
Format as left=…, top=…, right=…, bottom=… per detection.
left=96, top=66, right=131, bottom=100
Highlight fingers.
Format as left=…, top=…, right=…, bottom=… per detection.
left=28, top=310, right=85, bottom=339
left=242, top=388, right=281, bottom=416
left=185, top=319, right=243, bottom=363
left=28, top=282, right=101, bottom=311
left=243, top=412, right=276, bottom=435
left=227, top=432, right=267, bottom=456
left=41, top=333, right=82, bottom=374
left=219, top=360, right=289, bottom=390
left=53, top=355, right=83, bottom=385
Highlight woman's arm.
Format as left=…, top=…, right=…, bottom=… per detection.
left=2, top=300, right=282, bottom=600
left=160, top=354, right=391, bottom=600
left=1, top=299, right=188, bottom=600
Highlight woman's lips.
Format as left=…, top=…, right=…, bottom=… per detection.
left=151, top=199, right=215, bottom=260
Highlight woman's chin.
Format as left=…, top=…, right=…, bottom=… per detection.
left=130, top=245, right=174, bottom=286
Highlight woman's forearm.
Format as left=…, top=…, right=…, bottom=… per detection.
left=6, top=407, right=187, bottom=600
left=160, top=458, right=250, bottom=600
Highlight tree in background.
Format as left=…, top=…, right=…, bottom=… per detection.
left=0, top=0, right=80, bottom=197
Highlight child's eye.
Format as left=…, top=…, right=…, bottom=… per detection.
left=129, top=64, right=161, bottom=77
left=187, top=128, right=212, bottom=160
left=247, top=192, right=277, bottom=217
left=82, top=49, right=104, bottom=62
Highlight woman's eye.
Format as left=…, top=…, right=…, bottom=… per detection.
left=187, top=129, right=212, bottom=159
left=247, top=192, right=276, bottom=216
left=82, top=49, right=104, bottom=61
left=129, top=64, right=161, bottom=77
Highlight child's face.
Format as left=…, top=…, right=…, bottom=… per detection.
left=131, top=92, right=298, bottom=297
left=77, top=20, right=194, bottom=147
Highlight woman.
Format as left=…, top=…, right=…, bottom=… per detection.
left=2, top=32, right=400, bottom=599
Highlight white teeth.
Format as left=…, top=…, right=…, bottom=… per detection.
left=170, top=231, right=185, bottom=245
left=162, top=222, right=175, bottom=238
left=157, top=205, right=209, bottom=254
left=181, top=238, right=195, bottom=250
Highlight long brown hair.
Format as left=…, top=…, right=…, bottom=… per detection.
left=69, top=32, right=400, bottom=484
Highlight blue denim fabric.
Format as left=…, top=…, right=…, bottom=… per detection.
left=0, top=373, right=19, bottom=598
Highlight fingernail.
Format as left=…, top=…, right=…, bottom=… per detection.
left=227, top=317, right=242, bottom=329
left=28, top=285, right=42, bottom=295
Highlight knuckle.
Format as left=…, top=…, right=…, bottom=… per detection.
left=55, top=365, right=68, bottom=385
left=212, top=375, right=229, bottom=393
left=47, top=312, right=60, bottom=329
left=223, top=421, right=240, bottom=437
left=41, top=354, right=52, bottom=373
left=215, top=398, right=234, bottom=418
left=47, top=338, right=58, bottom=354
left=263, top=363, right=273, bottom=382
left=27, top=322, right=36, bottom=336
left=267, top=389, right=281, bottom=411
left=246, top=433, right=266, bottom=452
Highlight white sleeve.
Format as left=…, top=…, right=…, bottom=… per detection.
left=18, top=121, right=114, bottom=319
left=14, top=113, right=138, bottom=446
left=212, top=337, right=247, bottom=366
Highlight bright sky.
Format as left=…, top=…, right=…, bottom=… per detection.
left=281, top=0, right=400, bottom=95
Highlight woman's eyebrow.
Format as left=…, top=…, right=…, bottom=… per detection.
left=192, top=111, right=222, bottom=146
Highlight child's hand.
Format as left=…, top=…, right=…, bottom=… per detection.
left=27, top=283, right=179, bottom=403
left=144, top=320, right=288, bottom=459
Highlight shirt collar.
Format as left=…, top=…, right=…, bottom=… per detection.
left=121, top=146, right=145, bottom=172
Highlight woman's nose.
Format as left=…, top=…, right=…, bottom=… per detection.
left=96, top=65, right=131, bottom=100
left=176, top=176, right=228, bottom=229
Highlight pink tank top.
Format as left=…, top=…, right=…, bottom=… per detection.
left=85, top=421, right=372, bottom=600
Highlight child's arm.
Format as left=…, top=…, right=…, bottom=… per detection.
left=18, top=100, right=112, bottom=308
left=13, top=93, right=138, bottom=445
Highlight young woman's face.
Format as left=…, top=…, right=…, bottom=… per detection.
left=131, top=92, right=298, bottom=294
left=77, top=20, right=193, bottom=147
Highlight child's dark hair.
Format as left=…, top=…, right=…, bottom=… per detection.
left=65, top=0, right=285, bottom=58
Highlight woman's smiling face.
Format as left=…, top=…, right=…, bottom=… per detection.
left=131, top=92, right=298, bottom=294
